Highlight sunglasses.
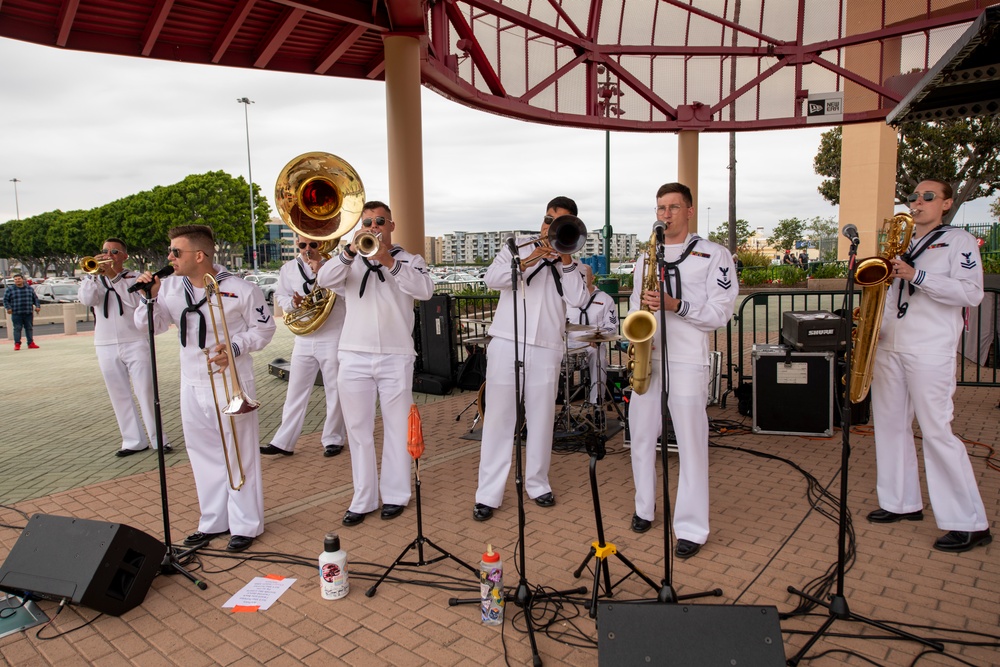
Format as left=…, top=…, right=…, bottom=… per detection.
left=168, top=247, right=197, bottom=258
left=906, top=191, right=942, bottom=203
left=100, top=248, right=123, bottom=256
left=361, top=216, right=388, bottom=228
left=297, top=241, right=319, bottom=249
left=542, top=215, right=555, bottom=225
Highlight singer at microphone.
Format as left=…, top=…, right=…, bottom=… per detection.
left=128, top=265, right=175, bottom=293
left=653, top=221, right=666, bottom=244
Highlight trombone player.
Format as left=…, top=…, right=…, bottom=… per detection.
left=134, top=225, right=275, bottom=553
left=261, top=234, right=347, bottom=458
left=78, top=238, right=170, bottom=458
left=473, top=196, right=589, bottom=521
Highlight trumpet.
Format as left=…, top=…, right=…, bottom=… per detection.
left=353, top=230, right=381, bottom=258
left=202, top=273, right=255, bottom=491
left=80, top=256, right=112, bottom=274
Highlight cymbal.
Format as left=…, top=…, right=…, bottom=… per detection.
left=464, top=336, right=492, bottom=346
left=575, top=332, right=622, bottom=344
left=564, top=323, right=595, bottom=332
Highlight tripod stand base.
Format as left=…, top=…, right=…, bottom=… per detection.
left=785, top=588, right=944, bottom=665
left=160, top=546, right=208, bottom=590
left=366, top=536, right=475, bottom=598
left=573, top=541, right=660, bottom=618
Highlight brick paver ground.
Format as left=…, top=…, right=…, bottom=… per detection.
left=0, top=323, right=996, bottom=666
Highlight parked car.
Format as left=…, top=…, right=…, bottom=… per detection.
left=613, top=262, right=635, bottom=275
left=256, top=275, right=279, bottom=304
left=33, top=283, right=80, bottom=304
left=435, top=272, right=484, bottom=287
left=244, top=273, right=278, bottom=285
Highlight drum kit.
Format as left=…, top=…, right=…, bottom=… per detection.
left=455, top=317, right=627, bottom=440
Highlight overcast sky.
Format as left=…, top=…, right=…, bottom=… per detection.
left=1, top=37, right=993, bottom=244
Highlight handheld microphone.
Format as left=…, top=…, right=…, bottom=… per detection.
left=653, top=221, right=666, bottom=244
left=841, top=224, right=860, bottom=244
left=128, top=265, right=175, bottom=293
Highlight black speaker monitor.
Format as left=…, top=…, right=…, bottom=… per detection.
left=597, top=603, right=786, bottom=666
left=0, top=514, right=165, bottom=616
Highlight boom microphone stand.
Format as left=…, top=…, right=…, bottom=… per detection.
left=137, top=281, right=209, bottom=590
left=785, top=229, right=942, bottom=665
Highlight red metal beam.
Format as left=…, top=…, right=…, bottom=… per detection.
left=140, top=0, right=175, bottom=57
left=315, top=24, right=368, bottom=74
left=254, top=7, right=306, bottom=69
left=809, top=54, right=905, bottom=103
left=211, top=0, right=256, bottom=64
left=661, top=0, right=788, bottom=46
left=444, top=2, right=506, bottom=97
left=516, top=52, right=588, bottom=104
left=272, top=0, right=386, bottom=31
left=55, top=0, right=81, bottom=47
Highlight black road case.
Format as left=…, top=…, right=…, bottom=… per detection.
left=752, top=344, right=834, bottom=436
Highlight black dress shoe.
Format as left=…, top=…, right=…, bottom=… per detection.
left=226, top=535, right=254, bottom=553
left=631, top=514, right=652, bottom=533
left=182, top=530, right=228, bottom=547
left=115, top=446, right=150, bottom=458
left=342, top=511, right=367, bottom=526
left=260, top=444, right=293, bottom=456
left=380, top=504, right=405, bottom=520
left=675, top=539, right=702, bottom=559
left=324, top=445, right=344, bottom=457
left=161, top=444, right=173, bottom=453
left=534, top=492, right=556, bottom=508
left=866, top=508, right=924, bottom=524
left=932, top=529, right=992, bottom=553
left=473, top=503, right=494, bottom=521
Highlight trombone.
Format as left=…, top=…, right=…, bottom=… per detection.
left=202, top=273, right=256, bottom=491
left=516, top=215, right=587, bottom=269
left=80, top=256, right=112, bottom=274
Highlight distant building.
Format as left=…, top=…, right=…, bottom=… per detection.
left=437, top=229, right=637, bottom=265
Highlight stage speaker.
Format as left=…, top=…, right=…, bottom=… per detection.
left=415, top=295, right=455, bottom=383
left=752, top=344, right=834, bottom=436
left=597, top=603, right=785, bottom=666
left=0, top=514, right=165, bottom=617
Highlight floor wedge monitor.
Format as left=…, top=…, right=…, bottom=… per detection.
left=0, top=514, right=165, bottom=617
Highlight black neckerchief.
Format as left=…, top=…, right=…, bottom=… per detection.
left=525, top=254, right=564, bottom=297
left=100, top=274, right=124, bottom=319
left=296, top=256, right=316, bottom=295
left=896, top=224, right=949, bottom=318
left=178, top=270, right=233, bottom=348
left=578, top=291, right=599, bottom=324
left=359, top=247, right=404, bottom=298
left=659, top=236, right=700, bottom=301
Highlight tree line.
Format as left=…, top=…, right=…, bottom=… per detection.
left=0, top=171, right=270, bottom=277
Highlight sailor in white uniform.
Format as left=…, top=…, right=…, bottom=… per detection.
left=566, top=263, right=619, bottom=404
left=78, top=238, right=168, bottom=457
left=135, top=224, right=275, bottom=553
left=473, top=196, right=589, bottom=521
left=262, top=235, right=347, bottom=458
left=626, top=183, right=737, bottom=560
left=312, top=201, right=434, bottom=526
left=867, top=178, right=991, bottom=553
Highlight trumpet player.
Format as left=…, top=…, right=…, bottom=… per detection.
left=473, top=196, right=589, bottom=522
left=78, top=238, right=169, bottom=457
left=134, top=225, right=275, bottom=553
left=261, top=235, right=347, bottom=458
left=626, top=183, right=736, bottom=559
left=311, top=201, right=434, bottom=526
left=867, top=178, right=991, bottom=553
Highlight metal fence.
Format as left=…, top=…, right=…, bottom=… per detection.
left=425, top=286, right=998, bottom=397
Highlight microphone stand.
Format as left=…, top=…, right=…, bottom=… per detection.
left=646, top=233, right=720, bottom=604
left=138, top=282, right=209, bottom=590
left=785, top=236, right=942, bottom=664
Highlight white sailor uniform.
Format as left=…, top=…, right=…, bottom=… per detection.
left=567, top=288, right=619, bottom=404
left=870, top=225, right=989, bottom=532
left=626, top=235, right=737, bottom=544
left=139, top=266, right=275, bottom=538
left=476, top=238, right=589, bottom=508
left=79, top=271, right=166, bottom=452
left=315, top=246, right=434, bottom=514
left=267, top=256, right=347, bottom=453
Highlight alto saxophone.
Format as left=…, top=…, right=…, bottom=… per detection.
left=622, top=231, right=659, bottom=394
left=848, top=212, right=914, bottom=403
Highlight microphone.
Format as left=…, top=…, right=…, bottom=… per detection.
left=653, top=221, right=666, bottom=244
left=841, top=224, right=860, bottom=244
left=506, top=235, right=519, bottom=256
left=128, top=265, right=175, bottom=293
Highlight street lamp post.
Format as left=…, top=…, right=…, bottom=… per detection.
left=707, top=206, right=711, bottom=235
left=10, top=178, right=21, bottom=220
left=237, top=97, right=258, bottom=272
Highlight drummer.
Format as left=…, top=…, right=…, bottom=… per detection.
left=567, top=264, right=619, bottom=404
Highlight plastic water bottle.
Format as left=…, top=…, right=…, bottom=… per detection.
left=479, top=544, right=504, bottom=625
left=319, top=532, right=349, bottom=600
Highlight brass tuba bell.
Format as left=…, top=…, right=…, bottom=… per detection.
left=275, top=152, right=365, bottom=335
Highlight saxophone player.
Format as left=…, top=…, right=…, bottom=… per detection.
left=866, top=178, right=991, bottom=553
left=626, top=183, right=737, bottom=559
left=261, top=234, right=347, bottom=458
